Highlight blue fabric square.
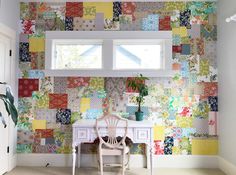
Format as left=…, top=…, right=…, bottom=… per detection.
left=208, top=96, right=218, bottom=111
left=56, top=109, right=71, bottom=125
left=19, top=42, right=30, bottom=62
left=65, top=17, right=73, bottom=31
left=142, top=14, right=159, bottom=31
left=86, top=109, right=103, bottom=119
left=181, top=44, right=191, bottom=55
left=164, top=136, right=174, bottom=155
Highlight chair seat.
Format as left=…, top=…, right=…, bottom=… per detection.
left=101, top=146, right=130, bottom=156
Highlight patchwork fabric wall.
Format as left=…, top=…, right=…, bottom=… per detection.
left=18, top=2, right=218, bottom=155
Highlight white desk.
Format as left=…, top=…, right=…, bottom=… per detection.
left=72, top=119, right=154, bottom=175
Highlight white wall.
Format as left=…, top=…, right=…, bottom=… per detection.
left=218, top=0, right=236, bottom=166
left=0, top=0, right=19, bottom=31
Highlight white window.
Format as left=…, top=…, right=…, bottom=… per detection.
left=45, top=31, right=173, bottom=77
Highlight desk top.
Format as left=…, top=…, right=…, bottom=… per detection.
left=73, top=119, right=154, bottom=128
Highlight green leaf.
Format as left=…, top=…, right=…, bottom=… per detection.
left=6, top=87, right=14, bottom=104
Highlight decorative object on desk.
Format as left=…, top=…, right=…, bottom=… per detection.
left=127, top=74, right=149, bottom=121
left=0, top=82, right=18, bottom=127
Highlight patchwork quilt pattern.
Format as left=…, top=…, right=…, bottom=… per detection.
left=18, top=2, right=218, bottom=155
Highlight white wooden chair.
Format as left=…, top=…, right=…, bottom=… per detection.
left=95, top=114, right=130, bottom=175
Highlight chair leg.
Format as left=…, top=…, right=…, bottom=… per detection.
left=99, top=151, right=103, bottom=175
left=122, top=152, right=126, bottom=175
left=127, top=151, right=130, bottom=170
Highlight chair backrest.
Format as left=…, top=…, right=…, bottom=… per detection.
left=96, top=114, right=128, bottom=148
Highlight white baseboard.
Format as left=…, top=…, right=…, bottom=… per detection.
left=8, top=154, right=17, bottom=171
left=17, top=154, right=219, bottom=169
left=218, top=157, right=236, bottom=175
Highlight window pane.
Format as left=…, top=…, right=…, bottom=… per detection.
left=54, top=44, right=102, bottom=69
left=114, top=44, right=162, bottom=69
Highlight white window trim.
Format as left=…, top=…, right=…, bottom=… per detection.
left=45, top=31, right=175, bottom=77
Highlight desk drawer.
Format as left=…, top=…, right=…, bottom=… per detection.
left=76, top=128, right=90, bottom=142
left=134, top=128, right=150, bottom=143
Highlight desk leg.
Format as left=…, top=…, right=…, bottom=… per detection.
left=150, top=145, right=153, bottom=175
left=146, top=144, right=150, bottom=169
left=77, top=144, right=81, bottom=168
left=72, top=144, right=77, bottom=175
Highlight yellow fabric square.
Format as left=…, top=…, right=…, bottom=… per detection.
left=154, top=125, right=165, bottom=141
left=192, top=139, right=218, bottom=155
left=83, top=2, right=113, bottom=19
left=172, top=27, right=188, bottom=37
left=80, top=98, right=91, bottom=113
left=29, top=37, right=45, bottom=52
left=32, top=120, right=46, bottom=131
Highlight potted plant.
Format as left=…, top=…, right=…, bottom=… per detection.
left=127, top=74, right=149, bottom=121
left=0, top=82, right=18, bottom=127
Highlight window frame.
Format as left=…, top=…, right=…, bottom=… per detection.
left=45, top=31, right=174, bottom=77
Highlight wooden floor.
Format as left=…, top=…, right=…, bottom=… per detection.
left=6, top=167, right=226, bottom=175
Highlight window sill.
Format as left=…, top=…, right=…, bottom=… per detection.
left=44, top=69, right=178, bottom=77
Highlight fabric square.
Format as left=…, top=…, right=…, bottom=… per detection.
left=182, top=128, right=196, bottom=137
left=208, top=112, right=217, bottom=135
left=176, top=117, right=193, bottom=128
left=30, top=52, right=45, bottom=70
left=82, top=20, right=95, bottom=31
left=199, top=59, right=210, bottom=76
left=89, top=77, right=104, bottom=91
left=172, top=35, right=181, bottom=46
left=122, top=2, right=136, bottom=21
left=67, top=77, right=90, bottom=88
left=154, top=140, right=164, bottom=155
left=17, top=130, right=34, bottom=144
left=28, top=70, right=45, bottom=79
left=35, top=109, right=57, bottom=123
left=192, top=139, right=218, bottom=155
left=105, top=77, right=126, bottom=98
left=33, top=91, right=49, bottom=109
left=181, top=61, right=189, bottom=77
left=181, top=44, right=191, bottom=55
left=201, top=25, right=217, bottom=41
left=32, top=120, right=46, bottom=131
left=86, top=109, right=103, bottom=119
left=208, top=96, right=218, bottom=111
left=188, top=24, right=200, bottom=38
left=49, top=94, right=68, bottom=109
left=95, top=13, right=104, bottom=30
left=154, top=126, right=165, bottom=141
left=39, top=77, right=54, bottom=93
left=35, top=129, right=54, bottom=138
left=65, top=17, right=73, bottom=31
left=159, top=16, right=171, bottom=31
left=66, top=88, right=80, bottom=112
left=104, top=19, right=120, bottom=31
left=172, top=27, right=188, bottom=37
left=56, top=108, right=72, bottom=125
left=199, top=82, right=218, bottom=99
left=90, top=95, right=103, bottom=109
left=193, top=118, right=209, bottom=134
left=20, top=20, right=35, bottom=34
left=180, top=9, right=191, bottom=29
left=66, top=2, right=83, bottom=17
left=83, top=6, right=96, bottom=20
left=45, top=138, right=55, bottom=145
left=29, top=37, right=45, bottom=52
left=19, top=43, right=30, bottom=62
left=113, top=2, right=122, bottom=21
left=73, top=17, right=83, bottom=31
left=17, top=144, right=32, bottom=153
left=54, top=77, right=67, bottom=93
left=172, top=127, right=182, bottom=139
left=164, top=136, right=174, bottom=155
left=80, top=98, right=90, bottom=113
left=18, top=78, right=39, bottom=97
left=142, top=14, right=159, bottom=31
left=20, top=34, right=29, bottom=43
left=173, top=46, right=182, bottom=53
left=83, top=2, right=113, bottom=20
left=190, top=38, right=205, bottom=56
